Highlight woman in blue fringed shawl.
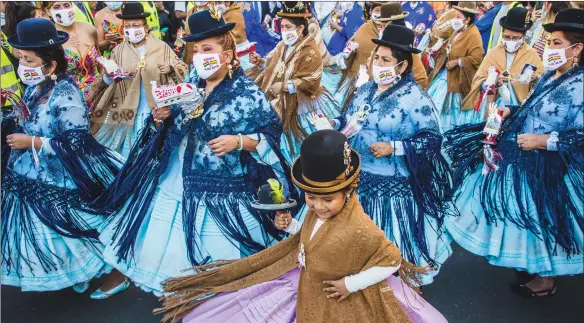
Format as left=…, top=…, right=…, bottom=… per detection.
left=331, top=24, right=455, bottom=286
left=2, top=18, right=123, bottom=293
left=93, top=9, right=293, bottom=297
left=444, top=8, right=584, bottom=297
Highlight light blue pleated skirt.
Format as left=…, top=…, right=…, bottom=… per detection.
left=99, top=143, right=274, bottom=295
left=427, top=69, right=462, bottom=132
left=446, top=168, right=584, bottom=277
left=2, top=202, right=112, bottom=291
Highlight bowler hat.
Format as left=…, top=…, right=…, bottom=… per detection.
left=8, top=18, right=69, bottom=50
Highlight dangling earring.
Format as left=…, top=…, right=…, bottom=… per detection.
left=50, top=74, right=58, bottom=83
left=228, top=63, right=233, bottom=79
left=345, top=194, right=351, bottom=203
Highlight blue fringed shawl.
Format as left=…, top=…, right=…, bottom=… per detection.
left=94, top=68, right=294, bottom=265
left=444, top=66, right=584, bottom=256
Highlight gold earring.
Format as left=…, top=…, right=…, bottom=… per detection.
left=228, top=64, right=233, bottom=79
left=50, top=74, right=58, bottom=83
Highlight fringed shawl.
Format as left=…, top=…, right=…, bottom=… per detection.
left=437, top=24, right=484, bottom=97
left=224, top=3, right=248, bottom=45
left=248, top=34, right=325, bottom=143
left=158, top=194, right=427, bottom=323
left=91, top=34, right=188, bottom=128
left=462, top=43, right=544, bottom=111
left=444, top=66, right=584, bottom=257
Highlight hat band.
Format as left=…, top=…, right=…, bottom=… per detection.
left=294, top=163, right=361, bottom=194
left=301, top=170, right=348, bottom=188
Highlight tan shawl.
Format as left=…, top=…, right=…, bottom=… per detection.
left=248, top=33, right=324, bottom=142
left=158, top=194, right=427, bottom=323
left=91, top=34, right=187, bottom=131
left=436, top=24, right=484, bottom=98
left=223, top=3, right=248, bottom=45
left=461, top=43, right=544, bottom=111
left=308, top=18, right=333, bottom=66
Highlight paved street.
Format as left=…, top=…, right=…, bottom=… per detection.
left=2, top=245, right=583, bottom=323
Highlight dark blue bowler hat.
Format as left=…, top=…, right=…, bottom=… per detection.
left=8, top=18, right=69, bottom=50
left=183, top=9, right=235, bottom=43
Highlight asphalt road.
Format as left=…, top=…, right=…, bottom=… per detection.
left=2, top=245, right=583, bottom=323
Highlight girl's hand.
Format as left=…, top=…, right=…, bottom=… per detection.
left=158, top=64, right=172, bottom=74
left=323, top=278, right=351, bottom=302
left=499, top=106, right=511, bottom=119
left=275, top=211, right=292, bottom=230
left=6, top=133, right=32, bottom=150
left=249, top=52, right=263, bottom=66
left=269, top=82, right=283, bottom=96
left=208, top=135, right=239, bottom=157
left=445, top=60, right=458, bottom=70
left=517, top=133, right=549, bottom=151
left=369, top=142, right=394, bottom=158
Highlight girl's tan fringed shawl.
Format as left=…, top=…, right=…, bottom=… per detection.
left=461, top=43, right=544, bottom=112
left=90, top=34, right=187, bottom=133
left=157, top=194, right=427, bottom=323
left=247, top=34, right=325, bottom=143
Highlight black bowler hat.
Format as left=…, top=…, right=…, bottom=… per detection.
left=292, top=130, right=361, bottom=194
left=372, top=24, right=421, bottom=54
left=8, top=18, right=69, bottom=50
left=499, top=7, right=533, bottom=32
left=277, top=1, right=312, bottom=18
left=116, top=2, right=151, bottom=20
left=251, top=179, right=297, bottom=211
left=543, top=8, right=584, bottom=33
left=183, top=8, right=235, bottom=42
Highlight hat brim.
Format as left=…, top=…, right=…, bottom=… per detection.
left=371, top=38, right=422, bottom=54
left=499, top=16, right=532, bottom=32
left=251, top=199, right=298, bottom=211
left=183, top=22, right=236, bottom=42
left=453, top=5, right=478, bottom=15
left=378, top=12, right=409, bottom=22
left=543, top=22, right=584, bottom=33
left=7, top=31, right=69, bottom=50
left=292, top=150, right=361, bottom=194
left=276, top=12, right=312, bottom=18
left=116, top=12, right=151, bottom=19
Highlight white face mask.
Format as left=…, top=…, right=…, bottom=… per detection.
left=450, top=18, right=465, bottom=31
left=51, top=8, right=76, bottom=27
left=193, top=53, right=223, bottom=79
left=371, top=13, right=381, bottom=24
left=105, top=2, right=122, bottom=10
left=195, top=1, right=208, bottom=6
left=282, top=28, right=299, bottom=46
left=543, top=44, right=578, bottom=71
left=372, top=61, right=402, bottom=85
left=215, top=4, right=227, bottom=14
left=18, top=64, right=47, bottom=86
left=503, top=38, right=523, bottom=53
left=124, top=27, right=146, bottom=44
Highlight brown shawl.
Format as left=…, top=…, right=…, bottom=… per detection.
left=248, top=33, right=324, bottom=142
left=223, top=4, right=248, bottom=45
left=461, top=43, right=544, bottom=111
left=157, top=194, right=427, bottom=323
left=435, top=24, right=484, bottom=98
left=91, top=34, right=187, bottom=132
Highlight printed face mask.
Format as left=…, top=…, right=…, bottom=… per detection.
left=215, top=4, right=227, bottom=14
left=18, top=64, right=47, bottom=86
left=450, top=18, right=465, bottom=31
left=543, top=43, right=578, bottom=71
left=193, top=52, right=223, bottom=79
left=372, top=61, right=402, bottom=85
left=195, top=1, right=208, bottom=6
left=282, top=28, right=299, bottom=46
left=51, top=7, right=76, bottom=27
left=125, top=27, right=146, bottom=43
left=503, top=38, right=523, bottom=53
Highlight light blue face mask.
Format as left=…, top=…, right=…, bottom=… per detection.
left=105, top=2, right=122, bottom=10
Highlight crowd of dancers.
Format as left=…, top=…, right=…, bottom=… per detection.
left=1, top=1, right=583, bottom=322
